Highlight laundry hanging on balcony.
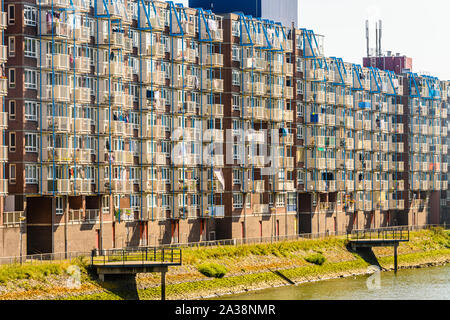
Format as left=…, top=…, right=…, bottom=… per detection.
left=310, top=113, right=319, bottom=123
left=359, top=102, right=371, bottom=109
left=280, top=127, right=288, bottom=137
left=207, top=19, right=217, bottom=31
left=213, top=169, right=225, bottom=189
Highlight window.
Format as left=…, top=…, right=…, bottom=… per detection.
left=25, top=101, right=38, bottom=121
left=56, top=197, right=64, bottom=215
left=8, top=68, right=15, bottom=88
left=232, top=46, right=240, bottom=61
left=24, top=6, right=37, bottom=26
left=24, top=38, right=37, bottom=57
left=233, top=193, right=243, bottom=209
left=232, top=70, right=240, bottom=86
left=25, top=165, right=38, bottom=184
left=232, top=95, right=241, bottom=111
left=231, top=21, right=240, bottom=37
left=102, top=196, right=109, bottom=214
left=25, top=133, right=38, bottom=153
left=7, top=4, right=14, bottom=25
left=9, top=164, right=16, bottom=184
left=276, top=194, right=285, bottom=207
left=233, top=169, right=242, bottom=185
left=8, top=36, right=15, bottom=57
left=8, top=100, right=15, bottom=120
left=24, top=69, right=37, bottom=89
left=297, top=102, right=304, bottom=117
left=9, top=132, right=15, bottom=152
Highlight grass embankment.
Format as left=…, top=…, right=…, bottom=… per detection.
left=0, top=228, right=449, bottom=300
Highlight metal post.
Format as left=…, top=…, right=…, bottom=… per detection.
left=161, top=271, right=166, bottom=301
left=394, top=243, right=398, bottom=274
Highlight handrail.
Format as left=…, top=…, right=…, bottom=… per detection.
left=90, top=247, right=182, bottom=266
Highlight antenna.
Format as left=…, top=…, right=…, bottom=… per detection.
left=379, top=20, right=382, bottom=56
left=375, top=21, right=379, bottom=56
left=365, top=20, right=370, bottom=57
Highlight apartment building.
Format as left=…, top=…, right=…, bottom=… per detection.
left=0, top=0, right=447, bottom=257
left=0, top=1, right=9, bottom=257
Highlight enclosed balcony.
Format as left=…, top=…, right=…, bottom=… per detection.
left=71, top=87, right=91, bottom=104
left=40, top=85, right=70, bottom=103
left=243, top=57, right=267, bottom=71
left=0, top=12, right=6, bottom=30
left=0, top=146, right=7, bottom=162
left=203, top=53, right=224, bottom=68
left=0, top=78, right=7, bottom=96
left=73, top=118, right=92, bottom=134
left=140, top=153, right=167, bottom=166
left=204, top=104, right=224, bottom=117
left=45, top=179, right=71, bottom=195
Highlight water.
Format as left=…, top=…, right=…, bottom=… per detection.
left=217, top=264, right=450, bottom=300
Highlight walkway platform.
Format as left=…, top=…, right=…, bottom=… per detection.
left=90, top=247, right=182, bottom=299
left=347, top=226, right=410, bottom=272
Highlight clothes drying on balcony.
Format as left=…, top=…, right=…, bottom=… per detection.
left=310, top=113, right=319, bottom=123
left=359, top=102, right=371, bottom=109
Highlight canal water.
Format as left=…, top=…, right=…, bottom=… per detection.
left=217, top=264, right=449, bottom=300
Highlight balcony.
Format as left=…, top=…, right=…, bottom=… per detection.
left=0, top=78, right=7, bottom=96
left=39, top=21, right=70, bottom=39
left=243, top=57, right=267, bottom=71
left=2, top=211, right=25, bottom=227
left=74, top=149, right=92, bottom=164
left=0, top=146, right=7, bottom=162
left=0, top=12, right=6, bottom=30
left=47, top=117, right=71, bottom=133
left=203, top=53, right=224, bottom=67
left=173, top=48, right=196, bottom=63
left=46, top=179, right=71, bottom=194
left=143, top=124, right=165, bottom=140
left=276, top=180, right=295, bottom=192
left=204, top=104, right=224, bottom=117
left=307, top=158, right=326, bottom=170
left=141, top=153, right=167, bottom=166
left=47, top=148, right=73, bottom=163
left=40, top=54, right=70, bottom=71
left=72, top=179, right=93, bottom=194
left=205, top=79, right=224, bottom=92
left=72, top=87, right=91, bottom=104
left=110, top=150, right=134, bottom=166
left=40, top=85, right=70, bottom=103
left=248, top=156, right=265, bottom=167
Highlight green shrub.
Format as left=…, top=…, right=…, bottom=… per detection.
left=304, top=253, right=326, bottom=266
left=197, top=263, right=228, bottom=278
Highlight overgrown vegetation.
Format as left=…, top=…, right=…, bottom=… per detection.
left=0, top=263, right=66, bottom=284
left=197, top=263, right=228, bottom=278
left=304, top=253, right=326, bottom=265
left=182, top=237, right=348, bottom=264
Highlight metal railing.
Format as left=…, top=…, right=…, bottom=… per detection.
left=91, top=247, right=182, bottom=266
left=347, top=226, right=410, bottom=242
left=0, top=224, right=446, bottom=265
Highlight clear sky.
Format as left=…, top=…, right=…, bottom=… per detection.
left=172, top=0, right=449, bottom=80
left=299, top=0, right=450, bottom=80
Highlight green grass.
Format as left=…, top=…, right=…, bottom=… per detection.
left=197, top=263, right=228, bottom=278
left=182, top=237, right=348, bottom=264
left=0, top=263, right=65, bottom=284
left=304, top=253, right=326, bottom=265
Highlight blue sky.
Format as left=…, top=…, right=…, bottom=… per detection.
left=171, top=0, right=449, bottom=80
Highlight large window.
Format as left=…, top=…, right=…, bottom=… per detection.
left=25, top=101, right=38, bottom=121
left=24, top=38, right=37, bottom=57
left=25, top=165, right=39, bottom=184
left=25, top=134, right=38, bottom=153
left=24, top=6, right=37, bottom=26
left=24, top=69, right=37, bottom=89
left=233, top=193, right=243, bottom=209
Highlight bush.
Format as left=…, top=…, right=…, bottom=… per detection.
left=304, top=253, right=326, bottom=266
left=197, top=263, right=228, bottom=278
